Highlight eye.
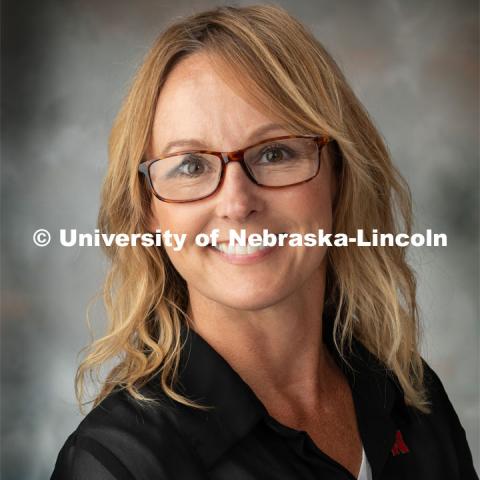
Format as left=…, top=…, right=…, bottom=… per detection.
left=176, top=155, right=212, bottom=177
left=258, top=145, right=294, bottom=164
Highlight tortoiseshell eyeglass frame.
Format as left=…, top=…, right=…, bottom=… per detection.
left=138, top=134, right=331, bottom=203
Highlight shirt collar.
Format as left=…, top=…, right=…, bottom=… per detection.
left=321, top=309, right=411, bottom=477
left=167, top=312, right=408, bottom=473
left=172, top=321, right=269, bottom=468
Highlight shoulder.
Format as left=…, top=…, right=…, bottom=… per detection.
left=349, top=339, right=477, bottom=478
left=51, top=389, right=204, bottom=480
left=409, top=360, right=477, bottom=479
left=421, top=359, right=466, bottom=427
left=76, top=388, right=177, bottom=441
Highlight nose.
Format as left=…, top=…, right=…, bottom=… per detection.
left=213, top=162, right=264, bottom=222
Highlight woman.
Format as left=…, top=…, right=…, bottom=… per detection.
left=51, top=5, right=477, bottom=480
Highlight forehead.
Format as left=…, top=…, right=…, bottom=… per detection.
left=150, top=53, right=289, bottom=154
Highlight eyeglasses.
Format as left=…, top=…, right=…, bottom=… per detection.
left=138, top=134, right=331, bottom=203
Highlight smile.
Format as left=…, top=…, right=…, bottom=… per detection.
left=211, top=243, right=271, bottom=255
left=208, top=242, right=278, bottom=265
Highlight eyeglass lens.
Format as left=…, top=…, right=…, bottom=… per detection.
left=149, top=137, right=319, bottom=202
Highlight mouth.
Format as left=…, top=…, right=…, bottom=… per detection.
left=210, top=242, right=272, bottom=256
left=207, top=232, right=285, bottom=259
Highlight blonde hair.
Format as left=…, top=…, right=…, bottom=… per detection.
left=76, top=4, right=429, bottom=413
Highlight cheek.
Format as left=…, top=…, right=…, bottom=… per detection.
left=281, top=174, right=334, bottom=232
left=150, top=201, right=200, bottom=239
left=149, top=200, right=208, bottom=274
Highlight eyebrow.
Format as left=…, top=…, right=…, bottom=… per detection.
left=159, top=123, right=290, bottom=155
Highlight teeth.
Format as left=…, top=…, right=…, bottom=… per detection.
left=213, top=243, right=270, bottom=255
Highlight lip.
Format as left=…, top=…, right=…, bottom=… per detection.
left=208, top=244, right=278, bottom=264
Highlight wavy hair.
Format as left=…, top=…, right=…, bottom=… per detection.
left=76, top=4, right=429, bottom=413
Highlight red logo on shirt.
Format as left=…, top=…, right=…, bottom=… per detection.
left=391, top=430, right=409, bottom=456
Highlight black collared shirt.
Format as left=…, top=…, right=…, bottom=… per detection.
left=51, top=318, right=478, bottom=480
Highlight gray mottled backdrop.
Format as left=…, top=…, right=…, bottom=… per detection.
left=1, top=0, right=478, bottom=478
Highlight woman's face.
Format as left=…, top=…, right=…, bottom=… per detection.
left=148, top=52, right=336, bottom=311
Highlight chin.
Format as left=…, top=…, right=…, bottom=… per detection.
left=214, top=290, right=289, bottom=312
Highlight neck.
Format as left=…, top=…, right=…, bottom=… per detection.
left=186, top=263, right=338, bottom=419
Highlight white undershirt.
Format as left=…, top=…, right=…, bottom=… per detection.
left=357, top=447, right=373, bottom=480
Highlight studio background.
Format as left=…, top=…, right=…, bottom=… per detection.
left=1, top=0, right=478, bottom=478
